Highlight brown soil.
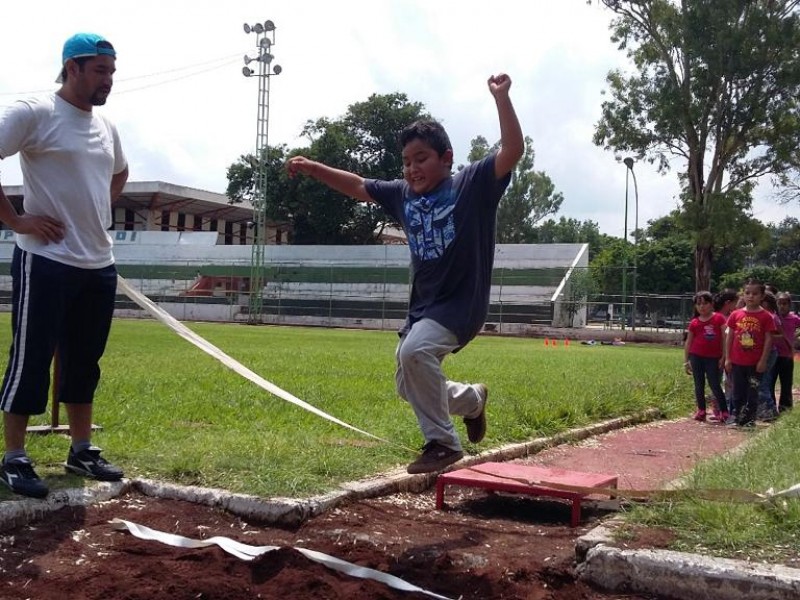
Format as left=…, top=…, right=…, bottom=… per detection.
left=0, top=419, right=750, bottom=600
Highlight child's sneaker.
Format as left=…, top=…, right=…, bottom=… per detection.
left=406, top=442, right=463, bottom=474
left=464, top=384, right=488, bottom=443
left=693, top=409, right=706, bottom=422
left=719, top=411, right=730, bottom=423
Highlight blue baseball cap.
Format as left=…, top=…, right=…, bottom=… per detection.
left=56, top=33, right=116, bottom=83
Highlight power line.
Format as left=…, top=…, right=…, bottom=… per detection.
left=114, top=56, right=241, bottom=95
left=0, top=53, right=242, bottom=99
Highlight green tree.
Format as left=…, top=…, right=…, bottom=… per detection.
left=589, top=238, right=629, bottom=298
left=634, top=237, right=695, bottom=295
left=466, top=135, right=493, bottom=164
left=534, top=217, right=612, bottom=259
left=562, top=267, right=597, bottom=327
left=226, top=144, right=292, bottom=220
left=226, top=94, right=428, bottom=244
left=292, top=93, right=428, bottom=244
left=496, top=137, right=563, bottom=243
left=754, top=216, right=800, bottom=266
left=642, top=209, right=765, bottom=288
left=718, top=262, right=800, bottom=293
left=462, top=135, right=564, bottom=243
left=593, top=0, right=800, bottom=291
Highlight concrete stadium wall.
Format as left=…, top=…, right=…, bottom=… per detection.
left=0, top=239, right=588, bottom=330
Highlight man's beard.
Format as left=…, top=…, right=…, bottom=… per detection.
left=91, top=91, right=109, bottom=106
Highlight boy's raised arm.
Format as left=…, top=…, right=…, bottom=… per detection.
left=488, top=73, right=524, bottom=179
left=286, top=156, right=373, bottom=203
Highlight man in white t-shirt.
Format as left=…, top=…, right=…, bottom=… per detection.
left=0, top=32, right=129, bottom=498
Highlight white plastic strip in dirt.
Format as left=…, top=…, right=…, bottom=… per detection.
left=117, top=276, right=389, bottom=445
left=111, top=518, right=453, bottom=600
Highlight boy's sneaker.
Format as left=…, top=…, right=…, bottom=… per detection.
left=65, top=446, right=124, bottom=481
left=757, top=411, right=778, bottom=422
left=464, top=384, right=488, bottom=443
left=692, top=409, right=706, bottom=422
left=406, top=442, right=463, bottom=475
left=0, top=456, right=49, bottom=499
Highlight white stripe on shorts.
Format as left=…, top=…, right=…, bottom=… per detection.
left=0, top=250, right=32, bottom=412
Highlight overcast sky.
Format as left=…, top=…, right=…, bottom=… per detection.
left=0, top=0, right=794, bottom=236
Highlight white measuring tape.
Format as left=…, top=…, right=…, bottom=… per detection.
left=117, top=276, right=394, bottom=446
left=111, top=518, right=453, bottom=600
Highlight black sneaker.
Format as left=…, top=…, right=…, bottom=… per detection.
left=757, top=408, right=779, bottom=422
left=464, top=384, right=488, bottom=443
left=406, top=442, right=463, bottom=475
left=65, top=446, right=124, bottom=481
left=0, top=457, right=49, bottom=498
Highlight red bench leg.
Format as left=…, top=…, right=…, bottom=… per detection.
left=571, top=498, right=581, bottom=527
left=435, top=479, right=445, bottom=509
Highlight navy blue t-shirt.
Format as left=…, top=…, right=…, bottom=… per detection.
left=365, top=154, right=511, bottom=347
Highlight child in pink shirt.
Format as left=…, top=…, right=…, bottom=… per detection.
left=684, top=291, right=728, bottom=422
left=772, top=292, right=800, bottom=412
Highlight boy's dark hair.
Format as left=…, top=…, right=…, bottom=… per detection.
left=713, top=289, right=738, bottom=311
left=766, top=283, right=779, bottom=295
left=693, top=291, right=713, bottom=304
left=744, top=278, right=766, bottom=294
left=400, top=120, right=452, bottom=156
left=763, top=290, right=778, bottom=312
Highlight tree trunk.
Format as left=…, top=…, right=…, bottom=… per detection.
left=695, top=243, right=712, bottom=292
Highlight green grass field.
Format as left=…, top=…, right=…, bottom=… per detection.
left=0, top=315, right=690, bottom=497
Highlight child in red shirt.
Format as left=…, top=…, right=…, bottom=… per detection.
left=724, top=280, right=778, bottom=427
left=684, top=291, right=728, bottom=422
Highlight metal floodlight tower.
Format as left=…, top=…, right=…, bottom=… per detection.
left=242, top=20, right=282, bottom=324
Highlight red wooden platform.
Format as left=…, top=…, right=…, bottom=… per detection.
left=435, top=462, right=618, bottom=527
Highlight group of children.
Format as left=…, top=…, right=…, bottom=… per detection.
left=684, top=279, right=800, bottom=427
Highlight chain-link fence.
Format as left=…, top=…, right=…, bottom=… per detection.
left=5, top=248, right=793, bottom=333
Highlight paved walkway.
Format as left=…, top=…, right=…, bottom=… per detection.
left=519, top=416, right=751, bottom=491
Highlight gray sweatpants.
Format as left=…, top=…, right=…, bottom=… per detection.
left=395, top=318, right=484, bottom=451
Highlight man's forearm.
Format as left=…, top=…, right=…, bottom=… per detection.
left=0, top=185, right=21, bottom=229
left=110, top=166, right=129, bottom=203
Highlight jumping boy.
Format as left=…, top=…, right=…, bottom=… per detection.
left=287, top=74, right=524, bottom=474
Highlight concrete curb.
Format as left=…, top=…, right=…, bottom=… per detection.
left=0, top=409, right=662, bottom=530
left=0, top=480, right=128, bottom=532
left=576, top=518, right=800, bottom=600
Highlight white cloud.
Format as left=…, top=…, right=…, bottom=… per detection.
left=0, top=0, right=795, bottom=234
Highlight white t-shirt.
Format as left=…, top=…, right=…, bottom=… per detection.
left=0, top=93, right=127, bottom=268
